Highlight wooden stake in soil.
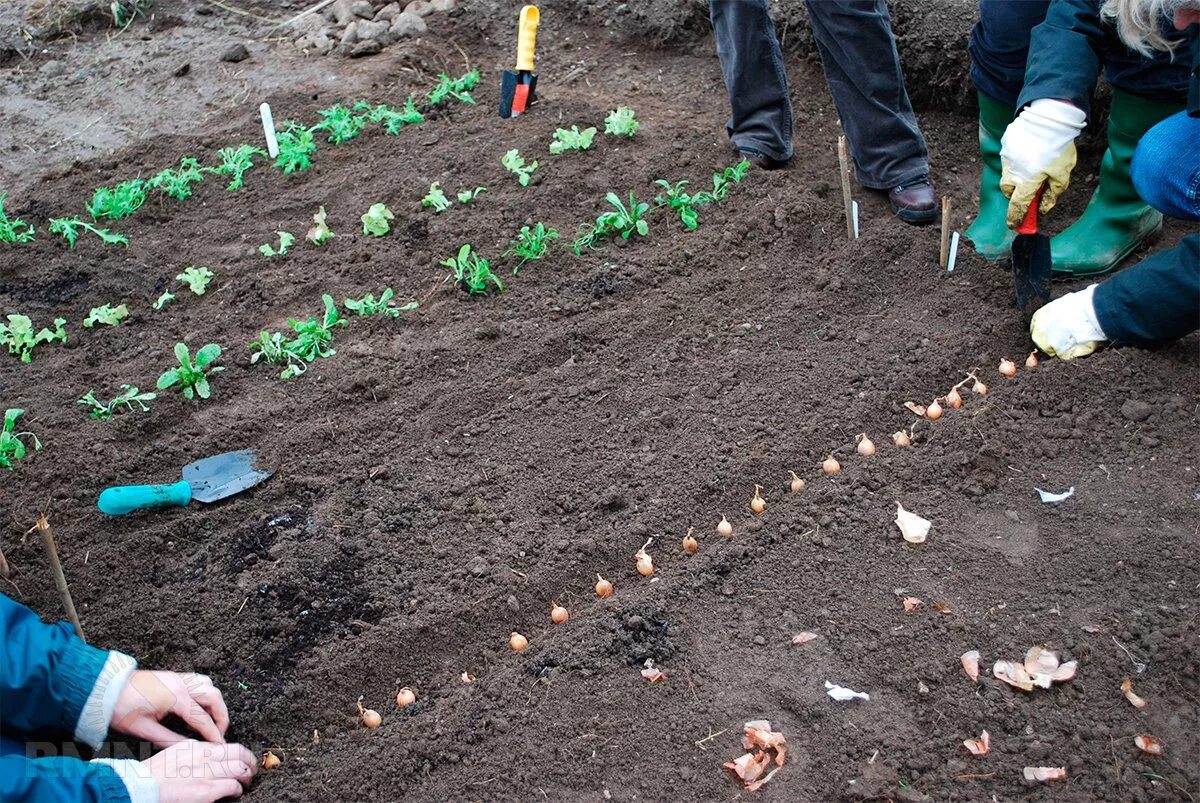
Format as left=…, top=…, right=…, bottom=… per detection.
left=34, top=515, right=85, bottom=642
left=939, top=196, right=953, bottom=268
left=837, top=135, right=855, bottom=240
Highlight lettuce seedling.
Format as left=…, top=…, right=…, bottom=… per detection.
left=314, top=104, right=367, bottom=144
left=354, top=97, right=425, bottom=134
left=306, top=206, right=334, bottom=245
left=148, top=157, right=206, bottom=201
left=259, top=231, right=295, bottom=257
left=275, top=122, right=317, bottom=173
left=208, top=144, right=268, bottom=190
left=284, top=294, right=346, bottom=363
left=549, top=126, right=597, bottom=155
left=504, top=223, right=559, bottom=272
left=421, top=183, right=452, bottom=213
left=157, top=342, right=223, bottom=400
left=48, top=217, right=129, bottom=248
left=1, top=314, right=67, bottom=363
left=0, top=194, right=35, bottom=243
left=501, top=149, right=538, bottom=187
left=442, top=244, right=502, bottom=295
left=249, top=331, right=309, bottom=380
left=0, top=409, right=40, bottom=470
left=457, top=187, right=486, bottom=205
left=427, top=70, right=480, bottom=106
left=344, top=288, right=419, bottom=318
left=84, top=303, right=130, bottom=328
left=153, top=290, right=175, bottom=310
left=604, top=107, right=639, bottom=137
left=87, top=179, right=146, bottom=220
left=361, top=203, right=394, bottom=237
left=177, top=266, right=214, bottom=295
left=572, top=191, right=650, bottom=253
left=654, top=179, right=705, bottom=230
left=78, top=385, right=156, bottom=419
left=709, top=158, right=751, bottom=202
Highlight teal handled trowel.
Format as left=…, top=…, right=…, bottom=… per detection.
left=98, top=450, right=272, bottom=516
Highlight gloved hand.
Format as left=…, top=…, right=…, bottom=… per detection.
left=1000, top=98, right=1087, bottom=228
left=1030, top=284, right=1109, bottom=360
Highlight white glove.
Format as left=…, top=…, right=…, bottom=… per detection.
left=1030, top=284, right=1109, bottom=360
left=1000, top=98, right=1087, bottom=228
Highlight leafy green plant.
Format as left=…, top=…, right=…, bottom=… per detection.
left=250, top=294, right=348, bottom=379
left=604, top=107, right=639, bottom=137
left=275, top=122, right=317, bottom=173
left=709, top=158, right=752, bottom=202
left=176, top=266, right=214, bottom=295
left=502, top=149, right=538, bottom=187
left=48, top=217, right=129, bottom=248
left=549, top=125, right=597, bottom=155
left=259, top=231, right=295, bottom=257
left=442, top=244, right=502, bottom=295
left=421, top=183, right=452, bottom=213
left=427, top=70, right=480, bottom=106
left=249, top=331, right=308, bottom=380
left=654, top=179, right=705, bottom=230
left=0, top=194, right=35, bottom=243
left=504, top=223, right=559, bottom=272
left=148, top=157, right=205, bottom=201
left=157, top=342, right=224, bottom=400
left=207, top=144, right=268, bottom=191
left=314, top=104, right=367, bottom=144
left=1, top=314, right=67, bottom=363
left=153, top=291, right=175, bottom=310
left=457, top=187, right=486, bottom=205
left=306, top=206, right=334, bottom=245
left=87, top=179, right=146, bottom=220
left=572, top=191, right=651, bottom=253
left=354, top=97, right=425, bottom=134
left=344, top=288, right=418, bottom=318
left=0, top=409, right=40, bottom=470
left=77, top=386, right=156, bottom=419
left=361, top=203, right=394, bottom=237
left=84, top=303, right=129, bottom=328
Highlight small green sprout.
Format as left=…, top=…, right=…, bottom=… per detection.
left=421, top=183, right=452, bottom=213
left=0, top=194, right=35, bottom=243
left=306, top=206, right=334, bottom=245
left=344, top=288, right=419, bottom=318
left=709, top=159, right=752, bottom=202
left=283, top=294, right=346, bottom=364
left=153, top=290, right=175, bottom=310
left=77, top=386, right=156, bottom=419
left=249, top=331, right=306, bottom=379
left=572, top=191, right=650, bottom=253
left=504, top=223, right=559, bottom=272
left=354, top=98, right=425, bottom=134
left=361, top=203, right=394, bottom=237
left=442, top=244, right=502, bottom=295
left=654, top=179, right=705, bottom=230
left=549, top=126, right=597, bottom=155
left=501, top=149, right=538, bottom=187
left=604, top=107, right=639, bottom=137
left=147, top=157, right=206, bottom=201
left=259, top=231, right=295, bottom=257
left=275, top=122, right=317, bottom=173
left=157, top=342, right=224, bottom=400
left=207, top=145, right=267, bottom=191
left=313, top=104, right=367, bottom=144
left=87, top=179, right=146, bottom=220
left=427, top=70, right=480, bottom=106
left=457, top=187, right=486, bottom=205
left=1, top=409, right=40, bottom=470
left=176, top=266, right=214, bottom=295
left=48, top=217, right=129, bottom=248
left=84, top=303, right=130, bottom=328
left=1, top=314, right=67, bottom=363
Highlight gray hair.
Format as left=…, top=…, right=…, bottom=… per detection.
left=1100, top=0, right=1191, bottom=55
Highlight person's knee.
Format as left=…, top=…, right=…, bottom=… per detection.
left=1131, top=114, right=1197, bottom=218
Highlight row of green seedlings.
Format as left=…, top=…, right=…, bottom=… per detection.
left=0, top=71, right=482, bottom=248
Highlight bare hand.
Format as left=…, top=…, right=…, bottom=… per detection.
left=112, top=670, right=230, bottom=747
left=143, top=740, right=257, bottom=803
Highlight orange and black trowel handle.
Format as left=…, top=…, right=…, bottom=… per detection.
left=1016, top=186, right=1044, bottom=235
left=516, top=5, right=539, bottom=72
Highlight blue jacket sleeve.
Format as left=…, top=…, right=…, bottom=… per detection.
left=0, top=754, right=131, bottom=803
left=1093, top=234, right=1200, bottom=347
left=0, top=593, right=107, bottom=740
left=1016, top=0, right=1105, bottom=119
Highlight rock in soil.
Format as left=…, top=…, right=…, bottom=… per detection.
left=374, top=2, right=401, bottom=21
left=404, top=0, right=433, bottom=16
left=219, top=43, right=250, bottom=63
left=1120, top=398, right=1153, bottom=421
left=390, top=11, right=428, bottom=38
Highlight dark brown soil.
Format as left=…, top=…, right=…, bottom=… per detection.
left=2, top=2, right=1198, bottom=802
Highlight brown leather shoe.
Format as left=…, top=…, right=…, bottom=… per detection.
left=888, top=176, right=937, bottom=225
left=733, top=145, right=789, bottom=171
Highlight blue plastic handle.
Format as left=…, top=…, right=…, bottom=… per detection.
left=97, top=480, right=192, bottom=516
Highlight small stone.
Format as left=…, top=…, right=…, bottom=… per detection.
left=1120, top=398, right=1152, bottom=422
left=374, top=2, right=401, bottom=21
left=404, top=0, right=433, bottom=15
left=331, top=0, right=356, bottom=25
left=350, top=0, right=374, bottom=19
left=354, top=19, right=389, bottom=42
left=679, top=765, right=695, bottom=780
left=173, top=62, right=191, bottom=77
left=429, top=0, right=456, bottom=10
left=753, top=635, right=767, bottom=646
left=340, top=20, right=359, bottom=44
left=220, top=43, right=250, bottom=62
left=39, top=60, right=64, bottom=77
left=390, top=10, right=428, bottom=37
left=506, top=594, right=520, bottom=612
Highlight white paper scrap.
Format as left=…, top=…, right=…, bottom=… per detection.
left=1035, top=486, right=1075, bottom=504
left=825, top=681, right=870, bottom=702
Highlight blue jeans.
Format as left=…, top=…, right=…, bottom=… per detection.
left=1132, top=111, right=1200, bottom=219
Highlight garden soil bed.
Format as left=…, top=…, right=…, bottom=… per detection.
left=2, top=2, right=1197, bottom=801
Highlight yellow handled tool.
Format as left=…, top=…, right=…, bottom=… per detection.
left=500, top=5, right=540, bottom=118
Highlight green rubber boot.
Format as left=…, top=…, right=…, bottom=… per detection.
left=965, top=92, right=1016, bottom=261
left=1051, top=89, right=1184, bottom=277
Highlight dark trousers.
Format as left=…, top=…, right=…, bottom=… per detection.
left=709, top=0, right=929, bottom=189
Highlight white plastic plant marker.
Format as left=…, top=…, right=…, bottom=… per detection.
left=260, top=102, right=279, bottom=159
left=825, top=681, right=869, bottom=702
left=1035, top=486, right=1075, bottom=504
left=947, top=232, right=960, bottom=272
left=851, top=200, right=860, bottom=239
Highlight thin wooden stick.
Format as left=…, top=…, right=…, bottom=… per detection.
left=0, top=543, right=9, bottom=578
left=837, top=135, right=854, bottom=240
left=939, top=196, right=953, bottom=268
left=35, top=515, right=85, bottom=642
